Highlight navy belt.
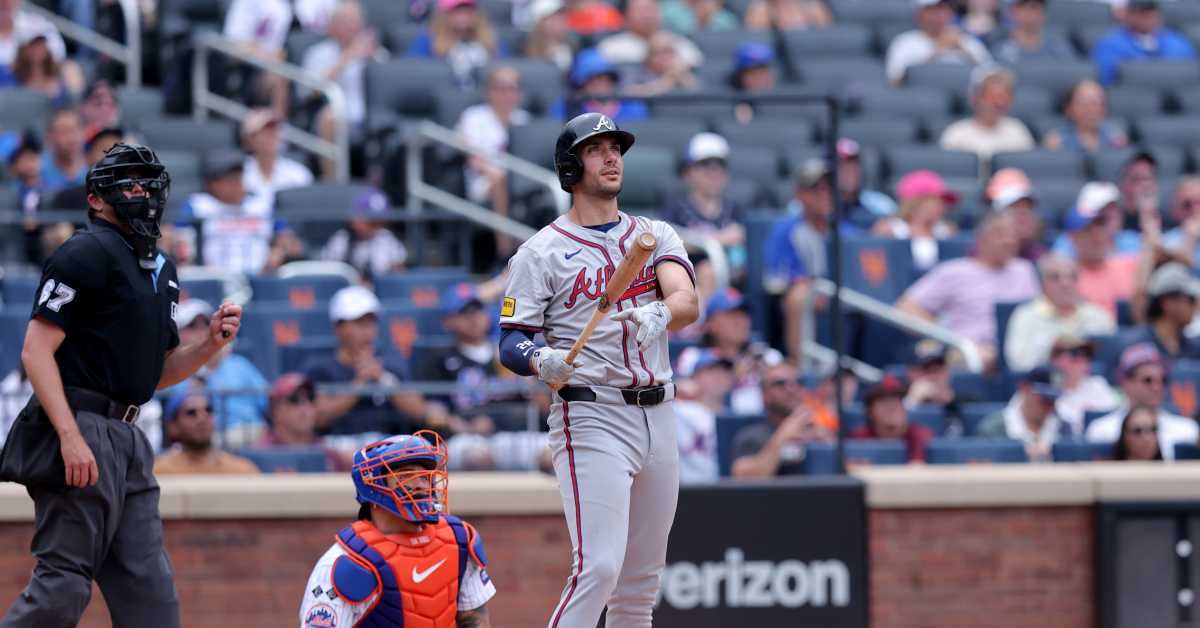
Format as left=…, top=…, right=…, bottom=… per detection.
left=558, top=385, right=670, bottom=407
left=64, top=387, right=140, bottom=424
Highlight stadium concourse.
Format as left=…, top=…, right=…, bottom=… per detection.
left=2, top=0, right=1200, bottom=613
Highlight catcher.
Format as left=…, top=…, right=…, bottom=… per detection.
left=299, top=431, right=494, bottom=627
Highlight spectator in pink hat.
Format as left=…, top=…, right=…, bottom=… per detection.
left=1086, top=342, right=1198, bottom=460
left=408, top=0, right=504, bottom=86
left=897, top=209, right=1038, bottom=369
left=872, top=169, right=959, bottom=270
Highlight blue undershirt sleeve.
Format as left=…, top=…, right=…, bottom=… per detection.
left=499, top=327, right=542, bottom=377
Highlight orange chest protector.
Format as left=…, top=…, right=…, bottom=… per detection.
left=331, top=516, right=484, bottom=628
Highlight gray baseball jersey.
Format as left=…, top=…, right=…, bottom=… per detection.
left=500, top=210, right=694, bottom=628
left=499, top=212, right=695, bottom=387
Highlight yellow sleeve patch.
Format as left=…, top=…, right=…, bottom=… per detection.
left=500, top=297, right=516, bottom=317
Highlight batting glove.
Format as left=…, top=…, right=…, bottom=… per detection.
left=610, top=301, right=672, bottom=352
left=531, top=348, right=577, bottom=386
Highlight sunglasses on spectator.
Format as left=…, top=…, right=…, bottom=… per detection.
left=1128, top=424, right=1158, bottom=435
left=766, top=378, right=802, bottom=388
left=183, top=405, right=214, bottom=417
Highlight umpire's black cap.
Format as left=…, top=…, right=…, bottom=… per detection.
left=554, top=112, right=635, bottom=192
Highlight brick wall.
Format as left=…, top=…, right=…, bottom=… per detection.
left=869, top=506, right=1095, bottom=628
left=0, top=506, right=1098, bottom=627
left=0, top=515, right=572, bottom=628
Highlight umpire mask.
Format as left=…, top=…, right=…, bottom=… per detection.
left=86, top=143, right=171, bottom=270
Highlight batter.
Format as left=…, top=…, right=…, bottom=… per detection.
left=497, top=112, right=699, bottom=627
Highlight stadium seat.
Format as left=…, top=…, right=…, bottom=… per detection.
left=715, top=414, right=757, bottom=476
left=618, top=146, right=676, bottom=209
left=1083, top=410, right=1110, bottom=432
left=802, top=442, right=838, bottom=475
left=841, top=117, right=921, bottom=149
left=836, top=236, right=917, bottom=302
left=908, top=405, right=948, bottom=435
left=752, top=97, right=838, bottom=131
left=715, top=119, right=816, bottom=155
left=1117, top=61, right=1200, bottom=90
left=937, top=234, right=974, bottom=261
left=885, top=146, right=979, bottom=182
left=433, top=85, right=482, bottom=128
left=249, top=275, right=351, bottom=309
left=361, top=0, right=410, bottom=31
left=157, top=150, right=203, bottom=188
left=0, top=89, right=50, bottom=133
left=799, top=57, right=886, bottom=95
left=1105, top=85, right=1165, bottom=118
left=373, top=268, right=471, bottom=305
left=724, top=146, right=781, bottom=190
left=507, top=117, right=563, bottom=169
left=365, top=59, right=456, bottom=129
left=959, top=402, right=1005, bottom=436
left=925, top=438, right=1029, bottom=464
left=2, top=275, right=39, bottom=309
left=901, top=63, right=972, bottom=96
left=856, top=87, right=953, bottom=120
left=116, top=86, right=165, bottom=119
left=1166, top=361, right=1200, bottom=418
left=844, top=439, right=908, bottom=466
left=1012, top=60, right=1097, bottom=100
left=1091, top=146, right=1184, bottom=182
left=1163, top=1, right=1200, bottom=28
left=137, top=118, right=237, bottom=153
left=236, top=447, right=331, bottom=473
left=275, top=184, right=379, bottom=216
left=828, top=0, right=914, bottom=30
left=379, top=303, right=451, bottom=344
left=179, top=279, right=225, bottom=305
left=992, top=149, right=1086, bottom=180
left=278, top=337, right=338, bottom=375
left=620, top=119, right=707, bottom=157
left=1072, top=24, right=1112, bottom=58
left=1052, top=440, right=1113, bottom=462
left=284, top=30, right=323, bottom=65
left=651, top=100, right=736, bottom=125
left=1135, top=116, right=1200, bottom=149
left=385, top=23, right=426, bottom=55
left=1046, top=0, right=1115, bottom=28
left=691, top=30, right=771, bottom=62
left=782, top=24, right=873, bottom=59
left=993, top=299, right=1028, bottom=372
left=1010, top=86, right=1056, bottom=122
left=1175, top=443, right=1200, bottom=460
left=1029, top=176, right=1086, bottom=218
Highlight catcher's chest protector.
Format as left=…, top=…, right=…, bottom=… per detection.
left=333, top=518, right=470, bottom=628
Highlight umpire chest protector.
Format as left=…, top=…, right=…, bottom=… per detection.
left=331, top=516, right=486, bottom=627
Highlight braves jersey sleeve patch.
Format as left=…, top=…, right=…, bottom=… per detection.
left=500, top=246, right=553, bottom=331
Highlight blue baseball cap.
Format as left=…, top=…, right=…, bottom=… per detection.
left=163, top=384, right=210, bottom=422
left=1024, top=366, right=1062, bottom=401
left=706, top=288, right=747, bottom=316
left=734, top=42, right=773, bottom=74
left=570, top=48, right=619, bottom=88
left=442, top=281, right=483, bottom=314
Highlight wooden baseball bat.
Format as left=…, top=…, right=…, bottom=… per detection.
left=549, top=231, right=657, bottom=390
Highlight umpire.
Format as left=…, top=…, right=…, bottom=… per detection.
left=0, top=143, right=243, bottom=627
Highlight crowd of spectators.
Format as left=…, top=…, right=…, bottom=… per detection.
left=4, top=0, right=1200, bottom=478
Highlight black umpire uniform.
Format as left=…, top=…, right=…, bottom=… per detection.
left=0, top=144, right=182, bottom=627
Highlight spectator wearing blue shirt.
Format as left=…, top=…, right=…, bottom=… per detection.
left=550, top=48, right=649, bottom=121
left=39, top=108, right=86, bottom=194
left=407, top=0, right=504, bottom=88
left=165, top=299, right=270, bottom=449
left=1092, top=0, right=1195, bottom=86
left=765, top=158, right=859, bottom=362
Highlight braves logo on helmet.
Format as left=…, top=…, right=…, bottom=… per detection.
left=554, top=113, right=636, bottom=192
left=591, top=115, right=616, bottom=132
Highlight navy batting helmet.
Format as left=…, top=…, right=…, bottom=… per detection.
left=554, top=112, right=635, bottom=192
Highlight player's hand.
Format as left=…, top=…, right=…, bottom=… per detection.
left=59, top=428, right=98, bottom=488
left=531, top=348, right=577, bottom=386
left=209, top=302, right=242, bottom=347
left=610, top=301, right=672, bottom=352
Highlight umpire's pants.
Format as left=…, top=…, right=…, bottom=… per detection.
left=0, top=404, right=180, bottom=628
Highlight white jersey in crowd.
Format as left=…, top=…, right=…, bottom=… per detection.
left=500, top=212, right=694, bottom=388
left=299, top=542, right=495, bottom=627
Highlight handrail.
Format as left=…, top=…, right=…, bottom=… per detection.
left=407, top=121, right=731, bottom=291
left=801, top=342, right=884, bottom=383
left=191, top=31, right=350, bottom=182
left=22, top=0, right=141, bottom=87
left=802, top=277, right=985, bottom=374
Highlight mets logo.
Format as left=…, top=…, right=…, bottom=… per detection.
left=592, top=115, right=616, bottom=132
left=305, top=603, right=337, bottom=627
left=858, top=249, right=888, bottom=287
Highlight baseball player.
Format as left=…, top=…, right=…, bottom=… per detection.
left=497, top=112, right=700, bottom=627
left=0, top=143, right=242, bottom=627
left=299, top=431, right=495, bottom=627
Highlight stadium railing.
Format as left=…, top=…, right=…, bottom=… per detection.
left=191, top=31, right=351, bottom=182
left=23, top=0, right=142, bottom=88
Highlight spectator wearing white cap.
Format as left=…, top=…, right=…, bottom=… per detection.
left=305, top=286, right=433, bottom=435
left=523, top=0, right=574, bottom=71
left=302, top=0, right=389, bottom=179
left=662, top=133, right=745, bottom=254
left=1055, top=182, right=1145, bottom=320
left=223, top=0, right=293, bottom=116
left=985, top=167, right=1046, bottom=261
left=0, top=0, right=67, bottom=67
left=885, top=0, right=992, bottom=86
left=163, top=298, right=270, bottom=449
left=939, top=65, right=1034, bottom=165
left=1086, top=343, right=1197, bottom=460
left=241, top=108, right=314, bottom=210
left=319, top=189, right=407, bottom=281
left=1123, top=262, right=1200, bottom=362
left=1004, top=254, right=1116, bottom=372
